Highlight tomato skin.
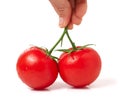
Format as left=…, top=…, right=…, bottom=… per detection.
left=16, top=47, right=58, bottom=90
left=58, top=47, right=101, bottom=87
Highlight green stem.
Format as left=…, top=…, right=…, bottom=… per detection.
left=65, top=27, right=77, bottom=50
left=48, top=27, right=77, bottom=55
left=48, top=28, right=66, bottom=55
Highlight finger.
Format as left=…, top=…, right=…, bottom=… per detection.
left=72, top=14, right=82, bottom=25
left=49, top=0, right=72, bottom=28
left=67, top=22, right=73, bottom=29
left=76, top=0, right=87, bottom=18
left=72, top=0, right=87, bottom=25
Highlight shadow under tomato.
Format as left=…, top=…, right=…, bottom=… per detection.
left=30, top=81, right=70, bottom=91
left=70, top=86, right=90, bottom=90
left=30, top=78, right=117, bottom=91
left=48, top=81, right=70, bottom=90
left=89, top=78, right=117, bottom=88
left=50, top=81, right=90, bottom=90
left=30, top=88, right=50, bottom=92
left=64, top=78, right=117, bottom=90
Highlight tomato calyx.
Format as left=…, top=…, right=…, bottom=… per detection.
left=56, top=27, right=94, bottom=53
left=29, top=46, right=58, bottom=60
left=56, top=44, right=94, bottom=53
left=45, top=48, right=59, bottom=60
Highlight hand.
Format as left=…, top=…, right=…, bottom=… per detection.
left=49, top=0, right=87, bottom=29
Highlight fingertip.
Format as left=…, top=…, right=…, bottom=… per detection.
left=59, top=17, right=65, bottom=28
left=59, top=17, right=70, bottom=28
left=72, top=14, right=82, bottom=25
left=67, top=23, right=73, bottom=30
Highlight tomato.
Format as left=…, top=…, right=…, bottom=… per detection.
left=58, top=47, right=101, bottom=88
left=16, top=47, right=58, bottom=90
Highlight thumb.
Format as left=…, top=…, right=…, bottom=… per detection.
left=49, top=0, right=72, bottom=28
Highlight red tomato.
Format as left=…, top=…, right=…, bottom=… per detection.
left=58, top=47, right=101, bottom=88
left=16, top=47, right=58, bottom=90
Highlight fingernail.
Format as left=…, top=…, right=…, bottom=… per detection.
left=59, top=17, right=65, bottom=28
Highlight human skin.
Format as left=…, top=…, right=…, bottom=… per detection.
left=49, top=0, right=87, bottom=29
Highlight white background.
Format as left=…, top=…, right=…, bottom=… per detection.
left=0, top=0, right=120, bottom=98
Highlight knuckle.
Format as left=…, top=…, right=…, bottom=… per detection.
left=57, top=4, right=66, bottom=17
